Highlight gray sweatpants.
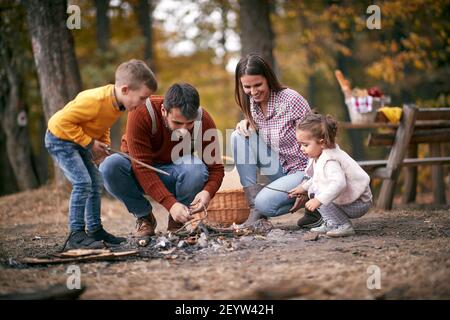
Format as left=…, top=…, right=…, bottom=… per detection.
left=318, top=199, right=372, bottom=226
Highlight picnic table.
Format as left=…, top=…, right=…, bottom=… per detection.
left=340, top=106, right=450, bottom=210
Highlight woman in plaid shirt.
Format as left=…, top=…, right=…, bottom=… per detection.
left=231, top=53, right=322, bottom=228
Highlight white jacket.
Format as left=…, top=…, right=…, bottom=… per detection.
left=301, top=145, right=372, bottom=206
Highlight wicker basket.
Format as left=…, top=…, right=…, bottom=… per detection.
left=335, top=70, right=390, bottom=124
left=345, top=96, right=383, bottom=124
left=206, top=189, right=249, bottom=227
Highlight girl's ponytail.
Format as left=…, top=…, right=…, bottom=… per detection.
left=297, top=110, right=338, bottom=148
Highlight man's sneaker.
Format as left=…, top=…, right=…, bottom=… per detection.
left=297, top=209, right=323, bottom=228
left=167, top=215, right=183, bottom=232
left=135, top=213, right=157, bottom=237
left=87, top=227, right=126, bottom=245
left=310, top=220, right=335, bottom=234
left=63, top=230, right=105, bottom=251
left=326, top=223, right=355, bottom=237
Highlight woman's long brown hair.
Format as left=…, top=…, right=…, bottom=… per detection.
left=234, top=53, right=286, bottom=129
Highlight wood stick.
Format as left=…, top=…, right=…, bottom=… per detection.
left=0, top=284, right=86, bottom=300
left=20, top=250, right=139, bottom=265
left=107, top=148, right=170, bottom=176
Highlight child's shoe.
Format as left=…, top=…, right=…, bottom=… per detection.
left=326, top=223, right=355, bottom=237
left=310, top=220, right=334, bottom=234
left=297, top=209, right=323, bottom=228
left=64, top=230, right=105, bottom=250
left=87, top=227, right=126, bottom=245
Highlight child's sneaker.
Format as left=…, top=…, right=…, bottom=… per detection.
left=64, top=231, right=105, bottom=250
left=87, top=227, right=126, bottom=245
left=310, top=220, right=334, bottom=234
left=297, top=209, right=323, bottom=228
left=326, top=223, right=355, bottom=237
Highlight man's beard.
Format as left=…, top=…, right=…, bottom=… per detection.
left=163, top=116, right=191, bottom=140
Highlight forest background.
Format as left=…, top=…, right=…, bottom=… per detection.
left=0, top=0, right=448, bottom=196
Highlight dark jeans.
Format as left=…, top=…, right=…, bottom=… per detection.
left=45, top=131, right=103, bottom=232
left=99, top=153, right=209, bottom=218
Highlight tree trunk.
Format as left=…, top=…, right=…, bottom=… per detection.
left=0, top=60, right=40, bottom=191
left=219, top=1, right=229, bottom=65
left=95, top=0, right=110, bottom=52
left=307, top=73, right=316, bottom=108
left=134, top=0, right=155, bottom=70
left=0, top=5, right=40, bottom=191
left=36, top=112, right=49, bottom=184
left=94, top=0, right=122, bottom=149
left=0, top=127, right=19, bottom=196
left=238, top=0, right=275, bottom=68
left=23, top=0, right=83, bottom=185
left=23, top=0, right=82, bottom=120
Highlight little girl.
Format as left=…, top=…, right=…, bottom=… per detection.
left=288, top=111, right=372, bottom=237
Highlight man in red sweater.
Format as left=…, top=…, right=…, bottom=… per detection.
left=100, top=83, right=224, bottom=237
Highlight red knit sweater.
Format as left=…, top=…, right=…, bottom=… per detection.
left=121, top=96, right=224, bottom=211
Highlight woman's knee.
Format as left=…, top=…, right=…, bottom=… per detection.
left=230, top=129, right=242, bottom=145
left=230, top=130, right=247, bottom=155
left=254, top=186, right=295, bottom=217
left=254, top=190, right=283, bottom=216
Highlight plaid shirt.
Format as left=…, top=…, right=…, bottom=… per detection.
left=251, top=88, right=310, bottom=173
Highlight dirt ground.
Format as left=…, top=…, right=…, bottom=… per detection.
left=0, top=183, right=449, bottom=300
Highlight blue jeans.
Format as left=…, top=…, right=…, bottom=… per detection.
left=231, top=130, right=305, bottom=217
left=99, top=153, right=209, bottom=218
left=45, top=131, right=103, bottom=232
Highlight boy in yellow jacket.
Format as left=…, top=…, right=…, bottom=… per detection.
left=45, top=59, right=157, bottom=250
